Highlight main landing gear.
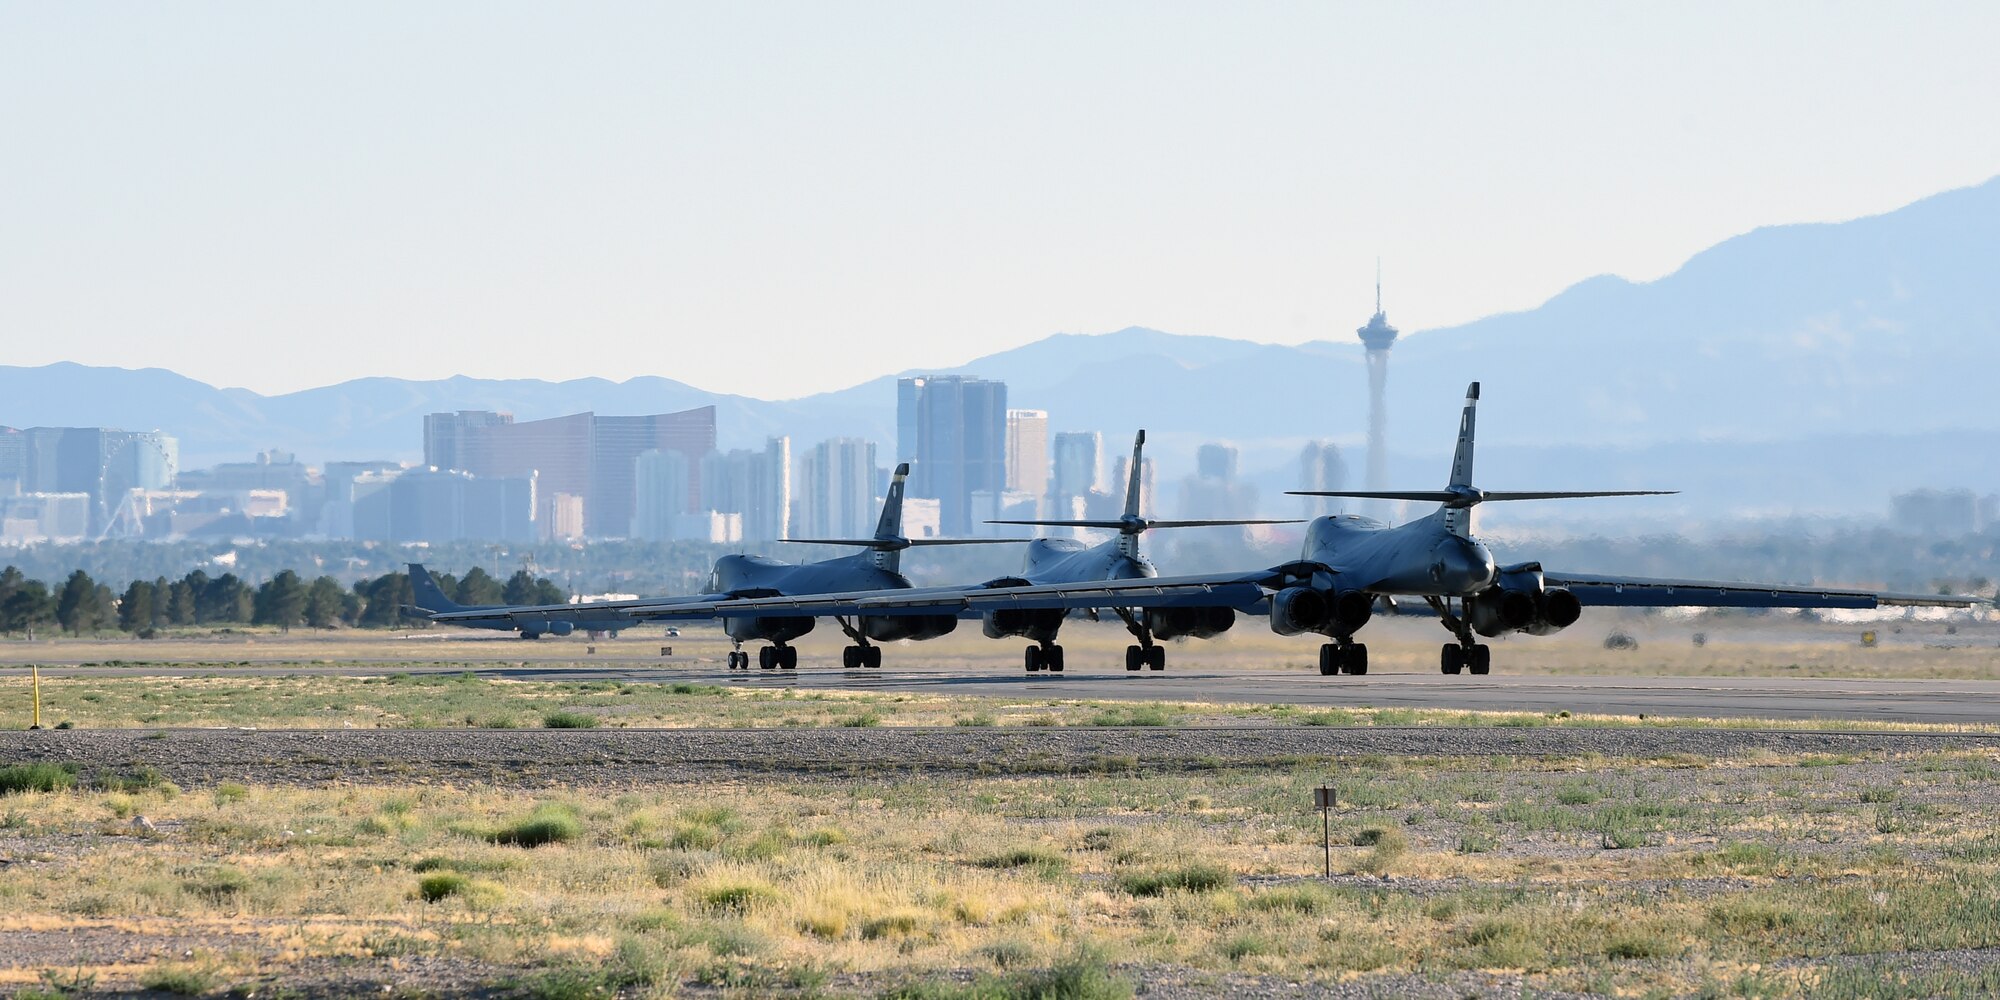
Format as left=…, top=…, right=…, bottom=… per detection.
left=1024, top=643, right=1065, bottom=673
left=1424, top=597, right=1491, bottom=676
left=727, top=643, right=797, bottom=670
left=834, top=618, right=883, bottom=669
left=1114, top=609, right=1166, bottom=672
left=1318, top=641, right=1368, bottom=676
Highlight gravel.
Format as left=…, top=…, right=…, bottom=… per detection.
left=6, top=725, right=1997, bottom=788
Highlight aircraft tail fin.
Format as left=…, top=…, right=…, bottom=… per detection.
left=406, top=563, right=463, bottom=613
left=1283, top=382, right=1673, bottom=537
left=1121, top=431, right=1145, bottom=521
left=873, top=463, right=909, bottom=543
left=1449, top=381, right=1478, bottom=488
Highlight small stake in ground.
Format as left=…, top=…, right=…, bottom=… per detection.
left=1314, top=784, right=1337, bottom=877
left=30, top=664, right=43, bottom=730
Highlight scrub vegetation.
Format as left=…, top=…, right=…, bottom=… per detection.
left=5, top=747, right=2000, bottom=996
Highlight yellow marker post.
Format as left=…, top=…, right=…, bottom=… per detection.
left=30, top=663, right=43, bottom=730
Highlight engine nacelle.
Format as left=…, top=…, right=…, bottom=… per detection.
left=1270, top=587, right=1328, bottom=636
left=983, top=608, right=1064, bottom=642
left=1329, top=590, right=1373, bottom=631
left=1468, top=587, right=1539, bottom=637
left=863, top=614, right=959, bottom=643
left=1145, top=606, right=1235, bottom=640
left=726, top=615, right=815, bottom=644
left=1523, top=587, right=1582, bottom=635
left=547, top=621, right=575, bottom=637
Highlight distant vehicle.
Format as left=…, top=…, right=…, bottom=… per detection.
left=642, top=382, right=1985, bottom=675
left=664, top=627, right=681, bottom=638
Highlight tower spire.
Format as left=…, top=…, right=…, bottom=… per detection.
left=1374, top=257, right=1382, bottom=316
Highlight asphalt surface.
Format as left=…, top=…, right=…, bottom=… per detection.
left=12, top=660, right=2000, bottom=724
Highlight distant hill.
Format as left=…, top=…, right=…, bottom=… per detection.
left=3, top=174, right=1998, bottom=518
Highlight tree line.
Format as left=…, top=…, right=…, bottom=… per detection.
left=0, top=566, right=566, bottom=637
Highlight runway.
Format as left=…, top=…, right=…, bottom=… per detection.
left=13, top=660, right=2000, bottom=725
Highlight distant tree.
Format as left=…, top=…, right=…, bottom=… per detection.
left=303, top=575, right=346, bottom=628
left=151, top=577, right=171, bottom=629
left=0, top=573, right=54, bottom=637
left=253, top=571, right=308, bottom=631
left=455, top=567, right=504, bottom=606
left=533, top=577, right=567, bottom=605
left=56, top=570, right=104, bottom=635
left=203, top=573, right=253, bottom=623
left=118, top=579, right=157, bottom=633
left=354, top=573, right=416, bottom=628
left=0, top=566, right=21, bottom=609
left=164, top=578, right=197, bottom=626
left=502, top=569, right=539, bottom=605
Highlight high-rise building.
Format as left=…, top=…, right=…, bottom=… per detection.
left=1050, top=431, right=1102, bottom=508
left=373, top=468, right=536, bottom=544
left=8, top=427, right=178, bottom=532
left=0, top=427, right=26, bottom=496
left=1179, top=442, right=1253, bottom=520
left=796, top=438, right=877, bottom=538
left=1005, top=409, right=1049, bottom=504
left=424, top=411, right=513, bottom=470
left=1298, top=441, right=1348, bottom=518
left=897, top=376, right=1006, bottom=534
left=699, top=436, right=790, bottom=542
left=631, top=449, right=693, bottom=540
left=443, top=406, right=716, bottom=537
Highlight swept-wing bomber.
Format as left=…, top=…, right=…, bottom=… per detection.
left=652, top=383, right=1982, bottom=674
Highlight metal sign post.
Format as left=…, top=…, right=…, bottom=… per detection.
left=30, top=664, right=43, bottom=730
left=1313, top=784, right=1336, bottom=877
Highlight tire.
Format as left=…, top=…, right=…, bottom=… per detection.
left=781, top=646, right=798, bottom=670
left=1146, top=645, right=1165, bottom=671
left=1345, top=644, right=1368, bottom=675
left=841, top=647, right=858, bottom=669
left=1047, top=645, right=1065, bottom=673
left=864, top=646, right=883, bottom=669
left=1125, top=646, right=1143, bottom=671
left=759, top=647, right=776, bottom=670
left=1440, top=644, right=1462, bottom=675
left=1469, top=645, right=1491, bottom=675
left=1319, top=644, right=1340, bottom=676
left=1025, top=646, right=1042, bottom=672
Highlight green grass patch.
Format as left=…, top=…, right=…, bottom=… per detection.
left=1115, top=862, right=1233, bottom=896
left=541, top=710, right=600, bottom=729
left=0, top=763, right=76, bottom=795
left=487, top=804, right=583, bottom=847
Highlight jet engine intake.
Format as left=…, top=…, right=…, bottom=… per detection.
left=1329, top=590, right=1374, bottom=631
left=1145, top=606, right=1235, bottom=640
left=1468, top=587, right=1539, bottom=637
left=1269, top=587, right=1329, bottom=636
left=1523, top=587, right=1582, bottom=635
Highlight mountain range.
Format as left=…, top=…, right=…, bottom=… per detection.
left=5, top=174, right=1998, bottom=521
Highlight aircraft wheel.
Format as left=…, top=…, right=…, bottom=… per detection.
left=1047, top=645, right=1065, bottom=673
left=1469, top=644, right=1491, bottom=675
left=864, top=646, right=883, bottom=669
left=1146, top=645, right=1166, bottom=671
left=1125, top=646, right=1143, bottom=671
left=1025, top=646, right=1043, bottom=672
left=841, top=646, right=859, bottom=669
left=1318, top=643, right=1341, bottom=676
left=520, top=632, right=541, bottom=641
left=1440, top=644, right=1463, bottom=675
left=1344, top=644, right=1368, bottom=675
left=758, top=647, right=776, bottom=670
left=780, top=646, right=798, bottom=670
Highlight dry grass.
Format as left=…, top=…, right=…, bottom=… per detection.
left=4, top=747, right=2000, bottom=995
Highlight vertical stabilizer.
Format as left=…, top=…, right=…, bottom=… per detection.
left=872, top=463, right=911, bottom=571
left=407, top=563, right=463, bottom=612
left=1119, top=431, right=1145, bottom=558
left=1443, top=382, right=1479, bottom=537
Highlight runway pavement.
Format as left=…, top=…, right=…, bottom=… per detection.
left=11, top=660, right=2000, bottom=724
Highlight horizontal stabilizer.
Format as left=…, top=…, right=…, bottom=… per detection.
left=985, top=519, right=1132, bottom=530
left=1287, top=489, right=1676, bottom=502
left=782, top=536, right=1025, bottom=548
left=986, top=518, right=1301, bottom=530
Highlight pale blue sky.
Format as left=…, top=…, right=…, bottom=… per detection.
left=3, top=2, right=1996, bottom=397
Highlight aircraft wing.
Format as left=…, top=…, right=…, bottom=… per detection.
left=427, top=594, right=730, bottom=627
left=619, top=571, right=1282, bottom=620
left=1543, top=572, right=1985, bottom=610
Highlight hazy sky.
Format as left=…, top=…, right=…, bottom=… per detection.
left=4, top=2, right=1997, bottom=398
